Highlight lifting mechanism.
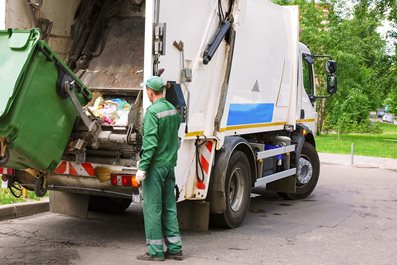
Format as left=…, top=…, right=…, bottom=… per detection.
left=3, top=168, right=48, bottom=198
left=63, top=80, right=139, bottom=150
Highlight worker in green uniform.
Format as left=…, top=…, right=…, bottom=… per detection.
left=136, top=76, right=183, bottom=262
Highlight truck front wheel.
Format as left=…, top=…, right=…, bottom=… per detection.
left=279, top=142, right=320, bottom=200
left=211, top=150, right=251, bottom=228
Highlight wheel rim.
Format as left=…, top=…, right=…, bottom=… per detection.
left=297, top=155, right=313, bottom=186
left=228, top=168, right=245, bottom=212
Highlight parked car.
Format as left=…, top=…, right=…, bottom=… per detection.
left=382, top=113, right=394, bottom=123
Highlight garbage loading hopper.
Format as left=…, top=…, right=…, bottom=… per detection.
left=0, top=29, right=92, bottom=172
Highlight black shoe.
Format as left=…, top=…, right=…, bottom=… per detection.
left=136, top=253, right=165, bottom=262
left=165, top=251, right=183, bottom=261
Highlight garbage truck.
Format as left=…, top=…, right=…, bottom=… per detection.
left=0, top=0, right=337, bottom=228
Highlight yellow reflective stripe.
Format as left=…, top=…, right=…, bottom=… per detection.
left=185, top=121, right=290, bottom=136
left=219, top=121, right=287, bottom=132
left=184, top=119, right=315, bottom=137
left=296, top=118, right=316, bottom=123
left=185, top=131, right=204, bottom=137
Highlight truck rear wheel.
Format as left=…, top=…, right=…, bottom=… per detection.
left=211, top=151, right=251, bottom=228
left=279, top=142, right=320, bottom=200
left=88, top=195, right=132, bottom=214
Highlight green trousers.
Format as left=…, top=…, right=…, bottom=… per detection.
left=142, top=166, right=182, bottom=257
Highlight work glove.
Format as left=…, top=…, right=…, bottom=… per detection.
left=136, top=170, right=146, bottom=183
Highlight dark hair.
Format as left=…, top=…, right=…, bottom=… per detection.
left=147, top=87, right=164, bottom=95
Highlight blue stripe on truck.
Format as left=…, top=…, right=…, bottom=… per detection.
left=227, top=103, right=274, bottom=126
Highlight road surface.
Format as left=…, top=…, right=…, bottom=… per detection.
left=1, top=163, right=396, bottom=265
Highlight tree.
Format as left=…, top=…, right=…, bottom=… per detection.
left=273, top=0, right=396, bottom=132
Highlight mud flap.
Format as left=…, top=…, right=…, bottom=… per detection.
left=177, top=201, right=210, bottom=232
left=49, top=191, right=89, bottom=218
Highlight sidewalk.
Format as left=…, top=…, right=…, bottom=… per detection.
left=0, top=199, right=49, bottom=221
left=319, top=153, right=397, bottom=170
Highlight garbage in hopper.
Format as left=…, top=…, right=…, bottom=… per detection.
left=86, top=96, right=131, bottom=127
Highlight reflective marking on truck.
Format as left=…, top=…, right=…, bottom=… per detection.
left=185, top=119, right=314, bottom=137
left=0, top=167, right=14, bottom=175
left=296, top=118, right=316, bottom=123
left=200, top=141, right=213, bottom=175
left=219, top=121, right=287, bottom=132
left=54, top=161, right=67, bottom=174
left=195, top=140, right=215, bottom=193
left=53, top=161, right=96, bottom=177
left=227, top=103, right=275, bottom=126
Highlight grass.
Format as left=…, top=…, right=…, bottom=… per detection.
left=316, top=122, right=397, bottom=159
left=0, top=188, right=46, bottom=206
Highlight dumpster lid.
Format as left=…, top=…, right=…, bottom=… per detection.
left=0, top=29, right=40, bottom=119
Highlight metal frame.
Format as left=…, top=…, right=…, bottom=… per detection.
left=254, top=144, right=297, bottom=187
left=256, top=145, right=295, bottom=160
left=255, top=168, right=296, bottom=187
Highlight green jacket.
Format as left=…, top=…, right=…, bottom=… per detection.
left=139, top=97, right=181, bottom=171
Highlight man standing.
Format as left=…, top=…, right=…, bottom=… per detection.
left=136, top=76, right=183, bottom=262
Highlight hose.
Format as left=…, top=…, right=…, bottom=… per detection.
left=195, top=136, right=207, bottom=183
left=8, top=177, right=23, bottom=198
left=218, top=0, right=225, bottom=22
left=68, top=0, right=123, bottom=70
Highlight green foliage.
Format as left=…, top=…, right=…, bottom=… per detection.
left=27, top=190, right=47, bottom=201
left=382, top=63, right=397, bottom=114
left=0, top=188, right=46, bottom=205
left=273, top=0, right=397, bottom=132
left=0, top=189, right=24, bottom=205
left=333, top=89, right=371, bottom=133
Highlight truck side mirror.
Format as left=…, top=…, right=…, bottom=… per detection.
left=326, top=60, right=337, bottom=74
left=303, top=54, right=314, bottom=65
left=327, top=74, right=337, bottom=94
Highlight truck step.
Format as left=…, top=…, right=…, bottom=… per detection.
left=256, top=145, right=295, bottom=160
left=255, top=168, right=296, bottom=187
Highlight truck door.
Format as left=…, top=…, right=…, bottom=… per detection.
left=298, top=50, right=317, bottom=134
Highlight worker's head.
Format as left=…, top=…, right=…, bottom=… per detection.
left=143, top=76, right=165, bottom=103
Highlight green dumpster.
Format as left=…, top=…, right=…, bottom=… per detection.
left=0, top=29, right=92, bottom=172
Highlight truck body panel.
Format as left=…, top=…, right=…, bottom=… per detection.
left=0, top=0, right=329, bottom=226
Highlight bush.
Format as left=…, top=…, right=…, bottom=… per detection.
left=331, top=89, right=373, bottom=134
left=0, top=188, right=24, bottom=205
left=0, top=187, right=46, bottom=205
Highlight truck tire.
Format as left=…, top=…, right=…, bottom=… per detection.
left=88, top=195, right=132, bottom=214
left=211, top=151, right=251, bottom=228
left=279, top=142, right=320, bottom=200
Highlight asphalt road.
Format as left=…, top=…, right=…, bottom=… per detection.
left=1, top=163, right=397, bottom=265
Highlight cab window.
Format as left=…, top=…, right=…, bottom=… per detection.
left=302, top=53, right=314, bottom=95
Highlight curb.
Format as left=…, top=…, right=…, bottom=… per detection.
left=319, top=153, right=397, bottom=171
left=0, top=200, right=49, bottom=221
